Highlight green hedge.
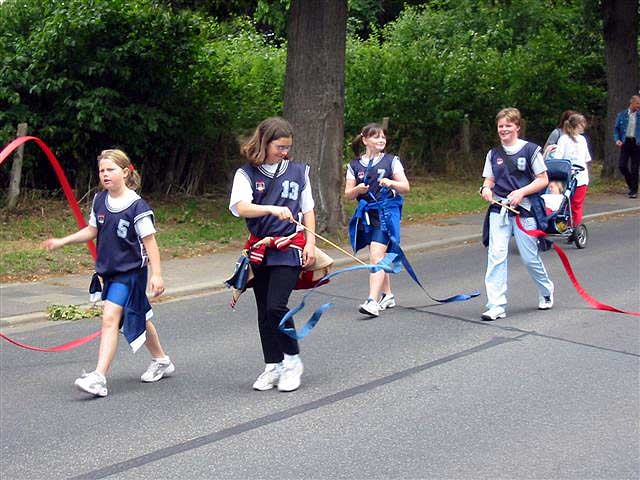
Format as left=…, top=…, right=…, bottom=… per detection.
left=344, top=0, right=605, bottom=172
left=1, top=0, right=606, bottom=193
left=0, top=0, right=283, bottom=194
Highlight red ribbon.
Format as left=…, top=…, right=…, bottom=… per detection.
left=1, top=136, right=102, bottom=350
left=515, top=216, right=639, bottom=316
left=1, top=136, right=97, bottom=259
left=0, top=330, right=101, bottom=352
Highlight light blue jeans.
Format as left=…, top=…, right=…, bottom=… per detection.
left=485, top=210, right=554, bottom=310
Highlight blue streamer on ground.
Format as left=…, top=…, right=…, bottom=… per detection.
left=278, top=253, right=402, bottom=340
left=394, top=242, right=480, bottom=303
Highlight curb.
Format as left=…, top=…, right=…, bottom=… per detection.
left=2, top=206, right=638, bottom=329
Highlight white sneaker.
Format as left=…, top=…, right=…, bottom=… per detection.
left=141, top=358, right=175, bottom=382
left=75, top=370, right=108, bottom=397
left=359, top=298, right=380, bottom=317
left=481, top=306, right=506, bottom=321
left=378, top=293, right=396, bottom=310
left=278, top=359, right=303, bottom=392
left=538, top=294, right=554, bottom=310
left=253, top=364, right=281, bottom=391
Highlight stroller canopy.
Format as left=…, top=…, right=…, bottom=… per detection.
left=545, top=158, right=572, bottom=183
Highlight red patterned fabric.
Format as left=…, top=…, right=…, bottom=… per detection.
left=244, top=231, right=306, bottom=265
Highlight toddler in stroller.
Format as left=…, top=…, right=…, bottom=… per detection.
left=541, top=180, right=564, bottom=214
left=542, top=158, right=588, bottom=248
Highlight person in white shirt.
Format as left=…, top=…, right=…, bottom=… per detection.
left=479, top=108, right=554, bottom=321
left=553, top=113, right=591, bottom=225
left=543, top=109, right=576, bottom=159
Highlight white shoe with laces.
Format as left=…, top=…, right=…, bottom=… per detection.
left=538, top=293, right=554, bottom=310
left=378, top=293, right=396, bottom=310
left=253, top=364, right=281, bottom=391
left=278, top=359, right=303, bottom=392
left=75, top=370, right=108, bottom=397
left=141, top=358, right=175, bottom=382
left=359, top=298, right=380, bottom=317
left=481, top=306, right=506, bottom=321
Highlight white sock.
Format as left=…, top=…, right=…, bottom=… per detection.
left=283, top=354, right=301, bottom=366
left=153, top=356, right=170, bottom=364
left=265, top=363, right=280, bottom=372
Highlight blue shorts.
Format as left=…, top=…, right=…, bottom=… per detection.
left=369, top=227, right=390, bottom=246
left=104, top=282, right=129, bottom=307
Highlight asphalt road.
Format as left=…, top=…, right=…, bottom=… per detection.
left=1, top=213, right=638, bottom=479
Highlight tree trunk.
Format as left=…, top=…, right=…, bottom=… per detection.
left=602, top=0, right=639, bottom=177
left=6, top=123, right=28, bottom=210
left=283, top=0, right=348, bottom=234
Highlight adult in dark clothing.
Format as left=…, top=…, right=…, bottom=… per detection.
left=614, top=95, right=640, bottom=198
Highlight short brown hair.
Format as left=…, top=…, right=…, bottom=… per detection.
left=495, top=107, right=522, bottom=127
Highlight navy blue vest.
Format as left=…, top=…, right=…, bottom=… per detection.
left=489, top=142, right=541, bottom=199
left=239, top=160, right=308, bottom=267
left=92, top=191, right=154, bottom=276
left=349, top=153, right=397, bottom=202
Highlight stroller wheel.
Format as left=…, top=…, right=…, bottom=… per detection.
left=573, top=224, right=587, bottom=249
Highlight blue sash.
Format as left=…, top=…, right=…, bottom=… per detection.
left=350, top=188, right=480, bottom=304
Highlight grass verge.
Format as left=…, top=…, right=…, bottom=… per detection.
left=0, top=171, right=628, bottom=283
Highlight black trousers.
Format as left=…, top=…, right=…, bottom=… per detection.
left=252, top=264, right=301, bottom=364
left=618, top=137, right=640, bottom=194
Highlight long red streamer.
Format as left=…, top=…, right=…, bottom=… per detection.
left=515, top=216, right=639, bottom=316
left=0, top=330, right=101, bottom=352
left=1, top=136, right=102, bottom=351
left=0, top=136, right=96, bottom=259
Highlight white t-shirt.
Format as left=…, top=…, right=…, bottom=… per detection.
left=89, top=189, right=156, bottom=238
left=228, top=162, right=314, bottom=217
left=345, top=153, right=404, bottom=180
left=553, top=134, right=591, bottom=186
left=541, top=193, right=564, bottom=212
left=627, top=109, right=637, bottom=138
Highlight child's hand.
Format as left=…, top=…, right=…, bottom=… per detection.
left=507, top=188, right=525, bottom=207
left=481, top=187, right=493, bottom=202
left=149, top=274, right=165, bottom=297
left=271, top=206, right=294, bottom=221
left=302, top=243, right=316, bottom=268
left=355, top=183, right=370, bottom=195
left=42, top=238, right=63, bottom=250
left=379, top=178, right=394, bottom=188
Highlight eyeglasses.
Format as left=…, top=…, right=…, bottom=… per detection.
left=274, top=145, right=292, bottom=152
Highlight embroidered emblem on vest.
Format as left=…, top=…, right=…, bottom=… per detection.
left=357, top=171, right=365, bottom=179
left=97, top=214, right=105, bottom=224
left=496, top=157, right=504, bottom=165
left=256, top=181, right=265, bottom=192
left=517, top=157, right=526, bottom=171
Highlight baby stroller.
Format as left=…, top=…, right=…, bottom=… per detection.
left=542, top=158, right=587, bottom=249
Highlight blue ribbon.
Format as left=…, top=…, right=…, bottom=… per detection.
left=279, top=186, right=480, bottom=341
left=394, top=242, right=480, bottom=303
left=224, top=252, right=251, bottom=290
left=351, top=192, right=480, bottom=304
left=278, top=253, right=402, bottom=340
